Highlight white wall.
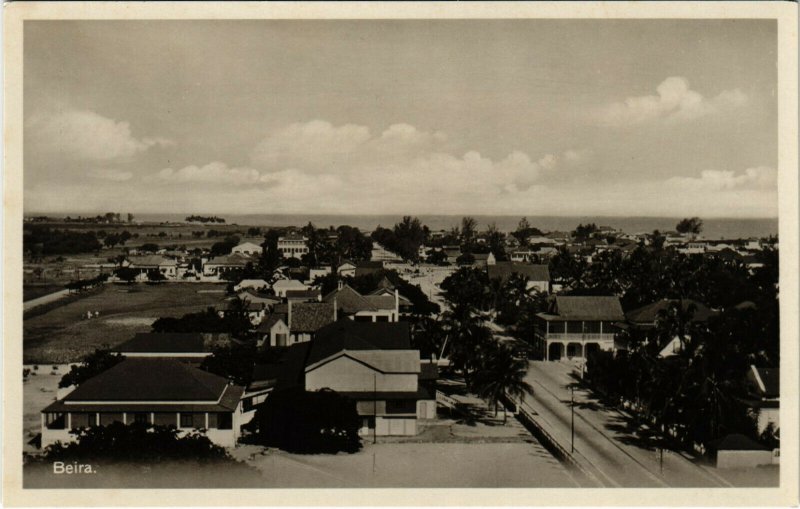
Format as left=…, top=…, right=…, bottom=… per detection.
left=717, top=450, right=774, bottom=469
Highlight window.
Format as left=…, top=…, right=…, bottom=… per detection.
left=133, top=413, right=149, bottom=425
left=217, top=413, right=232, bottom=430
left=386, top=399, right=416, bottom=414
left=180, top=413, right=194, bottom=428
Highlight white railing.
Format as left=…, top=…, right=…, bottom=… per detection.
left=543, top=333, right=615, bottom=342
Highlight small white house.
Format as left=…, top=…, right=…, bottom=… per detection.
left=231, top=242, right=263, bottom=256
left=272, top=279, right=310, bottom=298
left=234, top=279, right=270, bottom=292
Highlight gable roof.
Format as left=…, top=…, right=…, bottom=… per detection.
left=272, top=279, right=308, bottom=289
left=115, top=332, right=209, bottom=354
left=305, top=321, right=413, bottom=367
left=205, top=253, right=252, bottom=266
left=128, top=255, right=176, bottom=267
left=487, top=262, right=550, bottom=284
left=233, top=242, right=262, bottom=250
left=238, top=290, right=281, bottom=304
left=290, top=301, right=335, bottom=332
left=362, top=294, right=396, bottom=310
left=235, top=279, right=269, bottom=288
left=61, top=358, right=231, bottom=402
left=369, top=287, right=412, bottom=306
left=549, top=295, right=624, bottom=321
left=256, top=314, right=287, bottom=332
left=285, top=289, right=322, bottom=301
left=324, top=284, right=374, bottom=314
left=625, top=299, right=717, bottom=325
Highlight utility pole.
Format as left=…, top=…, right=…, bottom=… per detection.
left=373, top=373, right=377, bottom=445
left=571, top=385, right=575, bottom=453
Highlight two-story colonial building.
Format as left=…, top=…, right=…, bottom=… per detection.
left=277, top=232, right=309, bottom=259
left=535, top=295, right=624, bottom=360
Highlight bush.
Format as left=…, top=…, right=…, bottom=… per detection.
left=39, top=422, right=232, bottom=464
left=253, top=387, right=362, bottom=454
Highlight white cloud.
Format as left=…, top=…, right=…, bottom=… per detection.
left=89, top=169, right=133, bottom=182
left=155, top=162, right=263, bottom=186
left=27, top=108, right=173, bottom=161
left=144, top=121, right=589, bottom=213
left=250, top=120, right=371, bottom=169
left=596, top=77, right=748, bottom=127
left=666, top=166, right=777, bottom=191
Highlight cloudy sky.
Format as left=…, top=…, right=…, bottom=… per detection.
left=24, top=20, right=777, bottom=217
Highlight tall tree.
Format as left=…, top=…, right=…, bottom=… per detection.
left=460, top=216, right=478, bottom=249
left=473, top=343, right=534, bottom=423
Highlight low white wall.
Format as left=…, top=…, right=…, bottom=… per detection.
left=717, top=450, right=774, bottom=469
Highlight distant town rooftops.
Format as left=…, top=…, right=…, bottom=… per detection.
left=625, top=298, right=717, bottom=325
left=487, top=262, right=550, bottom=283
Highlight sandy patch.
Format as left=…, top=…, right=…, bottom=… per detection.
left=103, top=317, right=156, bottom=327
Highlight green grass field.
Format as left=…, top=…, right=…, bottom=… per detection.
left=23, top=283, right=228, bottom=364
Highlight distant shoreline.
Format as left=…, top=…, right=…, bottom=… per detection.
left=24, top=212, right=778, bottom=240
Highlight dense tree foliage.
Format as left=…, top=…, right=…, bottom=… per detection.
left=151, top=305, right=251, bottom=338
left=186, top=215, right=226, bottom=223
left=571, top=223, right=599, bottom=241
left=24, top=226, right=102, bottom=257
left=371, top=216, right=428, bottom=262
left=676, top=217, right=703, bottom=235
left=39, top=422, right=233, bottom=463
left=512, top=217, right=544, bottom=244
left=201, top=344, right=288, bottom=386
left=252, top=388, right=362, bottom=454
left=59, top=348, right=125, bottom=388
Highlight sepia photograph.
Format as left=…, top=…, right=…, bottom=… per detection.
left=2, top=2, right=798, bottom=506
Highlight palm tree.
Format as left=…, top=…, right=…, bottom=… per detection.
left=473, top=343, right=534, bottom=423
left=441, top=302, right=492, bottom=388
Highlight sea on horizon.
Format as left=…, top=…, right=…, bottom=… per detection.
left=30, top=212, right=778, bottom=241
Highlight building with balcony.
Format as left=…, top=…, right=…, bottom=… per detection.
left=535, top=295, right=624, bottom=360
left=277, top=232, right=308, bottom=259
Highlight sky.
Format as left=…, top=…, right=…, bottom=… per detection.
left=23, top=20, right=778, bottom=218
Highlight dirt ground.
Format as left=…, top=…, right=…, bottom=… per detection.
left=22, top=370, right=64, bottom=453
left=23, top=283, right=227, bottom=363
left=232, top=441, right=576, bottom=488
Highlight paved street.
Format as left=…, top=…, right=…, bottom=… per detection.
left=517, top=361, right=735, bottom=487
left=23, top=289, right=70, bottom=311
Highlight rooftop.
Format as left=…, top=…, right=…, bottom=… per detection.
left=290, top=301, right=336, bottom=332
left=625, top=299, right=717, bottom=325
left=487, top=262, right=550, bottom=284
left=539, top=295, right=625, bottom=321
left=55, top=358, right=234, bottom=402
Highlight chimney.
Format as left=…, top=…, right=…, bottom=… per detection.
left=288, top=300, right=293, bottom=329
left=337, top=278, right=344, bottom=291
